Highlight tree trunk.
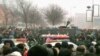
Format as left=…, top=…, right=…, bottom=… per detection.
left=24, top=13, right=28, bottom=29
left=25, top=19, right=28, bottom=29
left=5, top=16, right=8, bottom=28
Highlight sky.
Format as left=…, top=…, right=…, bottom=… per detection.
left=1, top=0, right=100, bottom=28
left=30, top=0, right=100, bottom=29
left=1, top=0, right=100, bottom=16
left=30, top=0, right=100, bottom=16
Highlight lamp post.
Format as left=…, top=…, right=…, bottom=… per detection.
left=86, top=6, right=93, bottom=29
left=86, top=0, right=100, bottom=29
left=86, top=0, right=95, bottom=29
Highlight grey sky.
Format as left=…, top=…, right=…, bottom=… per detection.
left=1, top=0, right=100, bottom=16
left=1, top=0, right=100, bottom=28
left=30, top=0, right=100, bottom=16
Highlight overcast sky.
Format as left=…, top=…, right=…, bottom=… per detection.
left=1, top=0, right=100, bottom=16
left=0, top=0, right=100, bottom=28
left=30, top=0, right=100, bottom=16
left=29, top=0, right=100, bottom=28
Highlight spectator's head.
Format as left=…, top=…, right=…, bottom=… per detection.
left=76, top=45, right=86, bottom=53
left=59, top=48, right=71, bottom=56
left=3, top=46, right=12, bottom=55
left=89, top=46, right=96, bottom=53
left=95, top=43, right=100, bottom=54
left=28, top=45, right=48, bottom=56
left=52, top=48, right=57, bottom=56
left=46, top=44, right=52, bottom=48
left=68, top=44, right=74, bottom=49
left=61, top=41, right=68, bottom=48
left=16, top=43, right=25, bottom=50
left=4, top=40, right=15, bottom=48
left=54, top=43, right=61, bottom=49
left=65, top=50, right=72, bottom=56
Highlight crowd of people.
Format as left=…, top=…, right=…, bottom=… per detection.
left=0, top=39, right=100, bottom=56
left=0, top=27, right=100, bottom=56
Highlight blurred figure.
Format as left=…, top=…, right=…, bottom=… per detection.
left=54, top=43, right=61, bottom=50
left=95, top=43, right=100, bottom=56
left=45, top=44, right=54, bottom=56
left=46, top=44, right=52, bottom=48
left=1, top=40, right=15, bottom=55
left=4, top=40, right=15, bottom=48
left=58, top=41, right=72, bottom=56
left=2, top=40, right=22, bottom=56
left=68, top=44, right=76, bottom=56
left=3, top=48, right=22, bottom=56
left=53, top=43, right=61, bottom=56
left=16, top=43, right=28, bottom=56
left=28, top=45, right=48, bottom=56
left=75, top=45, right=87, bottom=56
left=2, top=46, right=12, bottom=56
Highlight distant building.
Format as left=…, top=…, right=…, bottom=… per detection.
left=74, top=13, right=100, bottom=29
left=93, top=17, right=100, bottom=29
left=74, top=13, right=87, bottom=29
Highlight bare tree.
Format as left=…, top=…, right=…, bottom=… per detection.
left=44, top=5, right=66, bottom=26
left=8, top=7, right=19, bottom=26
left=4, top=0, right=46, bottom=29
left=2, top=0, right=23, bottom=27
left=2, top=0, right=10, bottom=27
left=28, top=7, right=43, bottom=28
left=15, top=0, right=32, bottom=29
left=2, top=0, right=50, bottom=28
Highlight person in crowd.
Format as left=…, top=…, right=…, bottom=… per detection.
left=52, top=43, right=61, bottom=56
left=3, top=40, right=19, bottom=52
left=23, top=48, right=28, bottom=56
left=68, top=44, right=74, bottom=51
left=58, top=41, right=72, bottom=56
left=46, top=44, right=52, bottom=48
left=2, top=46, right=12, bottom=56
left=4, top=40, right=15, bottom=48
left=0, top=40, right=14, bottom=55
left=4, top=47, right=22, bottom=56
left=95, top=43, right=100, bottom=56
left=75, top=45, right=87, bottom=56
left=68, top=44, right=77, bottom=56
left=84, top=47, right=96, bottom=56
left=54, top=43, right=61, bottom=50
left=16, top=43, right=28, bottom=56
left=1, top=40, right=22, bottom=56
left=45, top=44, right=54, bottom=56
left=28, top=45, right=48, bottom=56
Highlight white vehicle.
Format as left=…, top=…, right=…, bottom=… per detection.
left=42, top=34, right=78, bottom=50
left=0, top=38, right=29, bottom=50
left=41, top=34, right=69, bottom=43
left=45, top=41, right=78, bottom=50
left=0, top=42, right=29, bottom=50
